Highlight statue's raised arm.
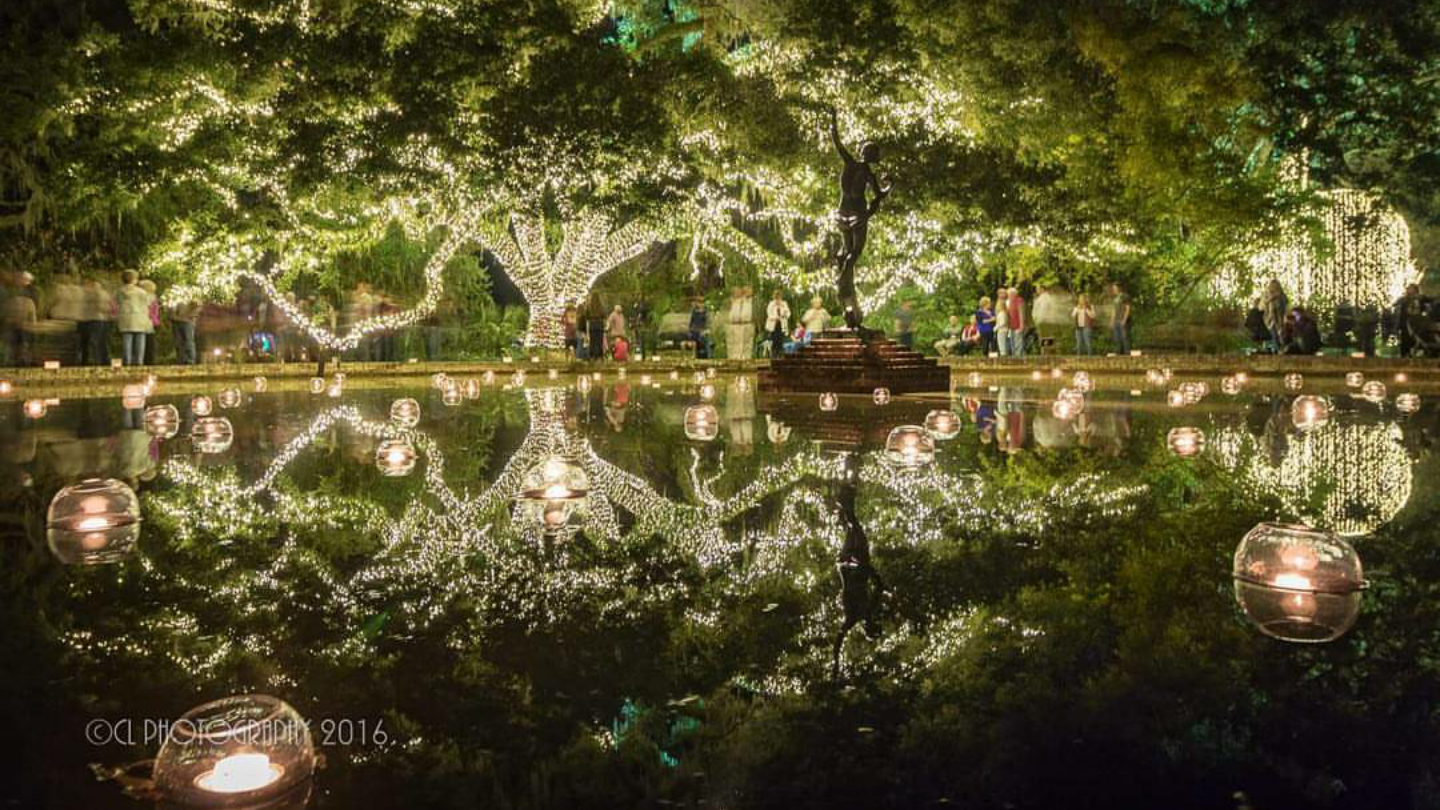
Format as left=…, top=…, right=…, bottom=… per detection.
left=829, top=107, right=855, bottom=165
left=830, top=109, right=889, bottom=332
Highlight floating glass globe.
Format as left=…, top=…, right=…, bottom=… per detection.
left=308, top=377, right=325, bottom=395
left=1345, top=371, right=1364, bottom=388
left=253, top=376, right=267, bottom=393
left=1057, top=388, right=1086, bottom=412
left=191, top=417, right=234, bottom=454
left=1145, top=369, right=1166, bottom=386
left=511, top=371, right=525, bottom=387
left=684, top=405, right=720, bottom=441
left=191, top=395, right=213, bottom=416
left=1396, top=393, right=1421, bottom=414
left=46, top=478, right=141, bottom=565
left=153, top=694, right=316, bottom=807
left=872, top=388, right=891, bottom=406
left=23, top=398, right=46, bottom=419
left=442, top=386, right=462, bottom=406
left=924, top=409, right=961, bottom=440
left=1166, top=389, right=1187, bottom=408
left=218, top=388, right=242, bottom=409
left=1167, top=426, right=1205, bottom=458
left=1194, top=381, right=1210, bottom=398
left=577, top=375, right=592, bottom=394
left=482, top=370, right=496, bottom=385
left=884, top=425, right=935, bottom=467
left=326, top=381, right=342, bottom=398
left=1291, top=395, right=1330, bottom=431
left=819, top=392, right=839, bottom=412
left=1071, top=371, right=1092, bottom=392
left=519, top=456, right=590, bottom=502
left=375, top=439, right=417, bottom=476
left=144, top=404, right=181, bottom=439
left=1284, top=373, right=1304, bottom=392
left=699, top=383, right=716, bottom=401
left=1233, top=522, right=1365, bottom=643
left=1051, top=398, right=1078, bottom=420
left=122, top=383, right=147, bottom=410
left=390, top=398, right=421, bottom=427
left=1180, top=382, right=1204, bottom=405
left=966, top=372, right=983, bottom=387
left=1360, top=380, right=1387, bottom=402
left=431, top=372, right=450, bottom=390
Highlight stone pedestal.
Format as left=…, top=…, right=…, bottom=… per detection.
left=758, top=330, right=950, bottom=394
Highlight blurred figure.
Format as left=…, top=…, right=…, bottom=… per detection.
left=765, top=290, right=789, bottom=358
left=994, top=289, right=1011, bottom=357
left=893, top=300, right=916, bottom=349
left=1262, top=280, right=1287, bottom=355
left=801, top=295, right=830, bottom=336
left=1071, top=293, right=1096, bottom=355
left=1394, top=282, right=1424, bottom=358
left=727, top=286, right=756, bottom=360
left=586, top=298, right=606, bottom=362
left=975, top=296, right=996, bottom=356
left=2, top=271, right=37, bottom=366
left=1110, top=282, right=1132, bottom=355
left=115, top=270, right=154, bottom=366
left=139, top=279, right=160, bottom=365
left=79, top=277, right=114, bottom=365
left=169, top=296, right=201, bottom=364
left=562, top=304, right=579, bottom=358
left=611, top=333, right=629, bottom=362
left=934, top=314, right=973, bottom=357
left=48, top=272, right=84, bottom=363
left=1006, top=288, right=1026, bottom=356
left=605, top=303, right=626, bottom=353
left=688, top=298, right=711, bottom=359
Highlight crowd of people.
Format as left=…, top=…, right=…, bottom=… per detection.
left=1247, top=279, right=1438, bottom=358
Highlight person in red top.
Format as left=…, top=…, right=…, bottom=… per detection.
left=611, top=334, right=629, bottom=362
left=1006, top=286, right=1026, bottom=357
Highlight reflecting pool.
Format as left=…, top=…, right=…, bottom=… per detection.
left=3, top=373, right=1440, bottom=809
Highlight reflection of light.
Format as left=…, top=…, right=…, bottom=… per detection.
left=194, top=753, right=283, bottom=794
left=191, top=395, right=212, bottom=415
left=1396, top=393, right=1421, bottom=414
left=122, top=384, right=147, bottom=409
left=819, top=393, right=838, bottom=411
left=873, top=388, right=891, bottom=405
left=1221, top=376, right=1242, bottom=396
left=885, top=425, right=935, bottom=467
left=1285, top=373, right=1304, bottom=392
left=1071, top=371, right=1092, bottom=392
left=1166, top=390, right=1186, bottom=408
left=24, top=399, right=47, bottom=419
left=685, top=405, right=720, bottom=441
left=0, top=380, right=11, bottom=396
left=1291, top=395, right=1330, bottom=431
left=1167, top=427, right=1205, bottom=458
left=1346, top=371, right=1364, bottom=388
left=1361, top=380, right=1386, bottom=402
left=1233, top=522, right=1366, bottom=642
left=309, top=377, right=325, bottom=394
left=924, top=409, right=960, bottom=439
left=390, top=398, right=421, bottom=426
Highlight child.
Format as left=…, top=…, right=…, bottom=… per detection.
left=611, top=334, right=629, bottom=362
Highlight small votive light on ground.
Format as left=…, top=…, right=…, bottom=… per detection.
left=375, top=439, right=417, bottom=476
left=884, top=425, right=935, bottom=468
left=390, top=398, right=421, bottom=427
left=1030, top=369, right=1043, bottom=381
left=1345, top=371, right=1365, bottom=388
left=0, top=379, right=11, bottom=396
left=121, top=383, right=147, bottom=409
left=1396, top=393, right=1421, bottom=414
left=669, top=370, right=680, bottom=381
left=1050, top=368, right=1063, bottom=379
left=1166, top=426, right=1205, bottom=457
left=924, top=409, right=961, bottom=440
left=684, top=405, right=720, bottom=441
left=1291, top=395, right=1330, bottom=431
left=1394, top=372, right=1408, bottom=384
left=46, top=478, right=141, bottom=565
left=153, top=694, right=314, bottom=806
left=191, top=395, right=212, bottom=416
left=463, top=378, right=480, bottom=398
left=254, top=376, right=267, bottom=392
left=1221, top=376, right=1242, bottom=395
left=44, top=360, right=60, bottom=370
left=309, top=377, right=325, bottom=394
left=23, top=398, right=47, bottom=419
left=218, top=388, right=242, bottom=409
left=1166, top=389, right=1186, bottom=408
left=144, top=404, right=181, bottom=439
left=1233, top=522, right=1366, bottom=643
left=548, top=368, right=559, bottom=380
left=1284, top=373, right=1304, bottom=392
left=873, top=387, right=891, bottom=405
left=819, top=392, right=838, bottom=412
left=191, top=417, right=234, bottom=454
left=442, top=386, right=462, bottom=406
left=699, top=383, right=716, bottom=401
left=1360, top=380, right=1386, bottom=402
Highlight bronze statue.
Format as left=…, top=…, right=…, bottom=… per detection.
left=830, top=107, right=890, bottom=330
left=830, top=453, right=887, bottom=679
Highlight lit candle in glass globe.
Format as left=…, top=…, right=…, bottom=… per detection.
left=253, top=376, right=267, bottom=393
left=390, top=398, right=421, bottom=427
left=0, top=379, right=12, bottom=396
left=1145, top=369, right=1165, bottom=386
left=1166, top=426, right=1205, bottom=458
left=46, top=478, right=141, bottom=565
left=1396, top=393, right=1421, bottom=414
left=1057, top=387, right=1085, bottom=411
left=442, top=386, right=462, bottom=406
left=375, top=439, right=417, bottom=476
left=511, top=371, right=526, bottom=387
left=520, top=456, right=590, bottom=503
left=1051, top=367, right=1063, bottom=379
left=1051, top=398, right=1078, bottom=420
left=966, top=372, right=983, bottom=387
left=873, top=387, right=891, bottom=405
left=591, top=371, right=601, bottom=381
left=326, top=380, right=342, bottom=398
left=121, top=383, right=147, bottom=409
left=191, top=395, right=213, bottom=416
left=684, top=405, right=720, bottom=441
left=144, top=404, right=181, bottom=439
left=463, top=378, right=481, bottom=399
left=1161, top=368, right=1173, bottom=382
left=577, top=375, right=592, bottom=394
left=699, top=383, right=716, bottom=401
left=153, top=694, right=315, bottom=807
left=1233, top=372, right=1249, bottom=385
left=1360, top=380, right=1386, bottom=402
left=1181, top=382, right=1203, bottom=405
left=1071, top=371, right=1092, bottom=392
left=191, top=417, right=234, bottom=454
left=640, top=374, right=652, bottom=385
left=1284, top=372, right=1304, bottom=392
left=884, top=425, right=935, bottom=467
left=819, top=392, right=839, bottom=412
left=309, top=377, right=325, bottom=395
left=1345, top=371, right=1364, bottom=388
left=218, top=388, right=242, bottom=409
left=1220, top=376, right=1241, bottom=396
left=1291, top=395, right=1330, bottom=431
left=1030, top=369, right=1043, bottom=381
left=924, top=409, right=961, bottom=440
left=668, top=370, right=680, bottom=381
left=431, top=372, right=449, bottom=389
left=482, top=370, right=496, bottom=385
left=692, top=370, right=705, bottom=384
left=548, top=368, right=559, bottom=380
left=1393, top=372, right=1408, bottom=384
left=1166, top=389, right=1187, bottom=408
left=1232, top=522, right=1366, bottom=643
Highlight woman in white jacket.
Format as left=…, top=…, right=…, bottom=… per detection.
left=115, top=270, right=154, bottom=366
left=764, top=290, right=790, bottom=358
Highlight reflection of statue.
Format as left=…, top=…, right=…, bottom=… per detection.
left=830, top=108, right=890, bottom=330
left=831, top=454, right=886, bottom=678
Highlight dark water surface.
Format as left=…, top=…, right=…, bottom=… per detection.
left=3, top=373, right=1439, bottom=809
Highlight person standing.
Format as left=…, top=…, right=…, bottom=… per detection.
left=975, top=296, right=996, bottom=356
left=894, top=300, right=916, bottom=349
left=1071, top=293, right=1096, bottom=355
left=993, top=290, right=1011, bottom=357
left=586, top=299, right=606, bottom=361
left=81, top=277, right=115, bottom=366
left=170, top=297, right=201, bottom=364
left=726, top=286, right=756, bottom=360
left=140, top=280, right=160, bottom=365
left=1110, top=282, right=1133, bottom=355
left=604, top=304, right=626, bottom=358
left=765, top=290, right=790, bottom=359
left=1394, top=283, right=1423, bottom=358
left=48, top=272, right=84, bottom=363
left=1262, top=280, right=1286, bottom=355
left=1, top=272, right=36, bottom=366
left=689, top=298, right=711, bottom=359
left=116, top=270, right=154, bottom=366
left=562, top=305, right=579, bottom=358
left=801, top=296, right=830, bottom=336
left=1006, top=287, right=1026, bottom=357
